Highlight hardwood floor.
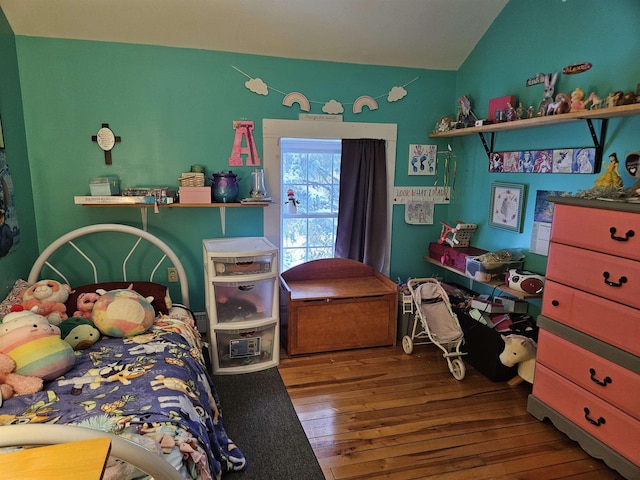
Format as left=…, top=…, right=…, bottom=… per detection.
left=278, top=344, right=625, bottom=480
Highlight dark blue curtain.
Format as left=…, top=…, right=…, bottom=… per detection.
left=335, top=138, right=387, bottom=272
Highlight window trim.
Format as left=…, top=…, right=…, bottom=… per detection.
left=262, top=119, right=397, bottom=276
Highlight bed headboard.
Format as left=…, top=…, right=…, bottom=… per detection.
left=28, top=223, right=190, bottom=308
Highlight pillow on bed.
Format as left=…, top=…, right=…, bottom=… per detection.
left=66, top=281, right=171, bottom=317
left=0, top=279, right=32, bottom=319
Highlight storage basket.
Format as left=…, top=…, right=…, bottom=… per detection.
left=179, top=172, right=205, bottom=187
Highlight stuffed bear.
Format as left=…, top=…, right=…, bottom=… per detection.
left=73, top=291, right=101, bottom=320
left=0, top=309, right=76, bottom=381
left=20, top=279, right=72, bottom=325
left=59, top=316, right=101, bottom=350
left=0, top=352, right=43, bottom=404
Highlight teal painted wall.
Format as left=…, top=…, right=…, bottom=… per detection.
left=0, top=9, right=38, bottom=298
left=4, top=0, right=640, bottom=312
left=451, top=0, right=640, bottom=261
left=439, top=0, right=640, bottom=309
left=14, top=36, right=455, bottom=309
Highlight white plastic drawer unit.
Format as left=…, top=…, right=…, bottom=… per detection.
left=203, top=237, right=277, bottom=277
left=211, top=319, right=279, bottom=374
left=209, top=275, right=277, bottom=323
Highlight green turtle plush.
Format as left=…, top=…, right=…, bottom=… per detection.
left=58, top=316, right=101, bottom=350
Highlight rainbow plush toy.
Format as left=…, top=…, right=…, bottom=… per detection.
left=92, top=287, right=155, bottom=338
left=0, top=309, right=75, bottom=381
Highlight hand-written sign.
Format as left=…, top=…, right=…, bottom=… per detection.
left=393, top=186, right=450, bottom=204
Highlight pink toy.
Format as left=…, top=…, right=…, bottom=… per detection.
left=0, top=352, right=43, bottom=404
left=20, top=279, right=71, bottom=325
left=0, top=309, right=75, bottom=381
left=73, top=291, right=101, bottom=319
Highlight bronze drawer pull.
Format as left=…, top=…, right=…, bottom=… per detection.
left=609, top=227, right=635, bottom=242
left=602, top=271, right=627, bottom=287
left=589, top=368, right=612, bottom=386
left=583, top=407, right=606, bottom=427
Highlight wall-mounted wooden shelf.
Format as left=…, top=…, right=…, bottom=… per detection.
left=428, top=103, right=640, bottom=170
left=78, top=202, right=270, bottom=234
left=428, top=103, right=640, bottom=138
left=423, top=256, right=541, bottom=299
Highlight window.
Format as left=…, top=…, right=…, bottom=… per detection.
left=280, top=138, right=341, bottom=271
left=262, top=119, right=397, bottom=276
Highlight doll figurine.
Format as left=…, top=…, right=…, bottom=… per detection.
left=594, top=153, right=623, bottom=189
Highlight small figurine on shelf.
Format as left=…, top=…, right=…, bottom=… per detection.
left=285, top=188, right=300, bottom=214
left=538, top=72, right=557, bottom=116
left=506, top=103, right=516, bottom=121
left=594, top=152, right=624, bottom=189
left=570, top=87, right=599, bottom=112
left=456, top=96, right=478, bottom=128
left=516, top=102, right=524, bottom=120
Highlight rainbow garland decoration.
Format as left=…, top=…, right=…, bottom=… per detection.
left=232, top=65, right=418, bottom=115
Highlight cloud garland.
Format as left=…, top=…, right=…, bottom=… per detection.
left=232, top=65, right=418, bottom=115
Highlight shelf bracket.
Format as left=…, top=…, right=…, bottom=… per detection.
left=585, top=118, right=608, bottom=171
left=478, top=132, right=494, bottom=159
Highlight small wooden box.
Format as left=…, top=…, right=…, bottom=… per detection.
left=488, top=95, right=517, bottom=122
left=179, top=186, right=211, bottom=204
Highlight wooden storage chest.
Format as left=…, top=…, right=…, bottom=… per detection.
left=280, top=258, right=398, bottom=355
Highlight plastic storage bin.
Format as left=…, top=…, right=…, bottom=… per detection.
left=203, top=237, right=277, bottom=277
left=207, top=275, right=277, bottom=323
left=211, top=319, right=279, bottom=374
left=465, top=257, right=524, bottom=282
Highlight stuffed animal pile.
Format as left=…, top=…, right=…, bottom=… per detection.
left=0, top=279, right=157, bottom=401
left=18, top=279, right=71, bottom=325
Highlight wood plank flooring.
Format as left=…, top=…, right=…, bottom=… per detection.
left=278, top=344, right=625, bottom=480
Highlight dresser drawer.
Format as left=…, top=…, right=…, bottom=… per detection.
left=533, top=364, right=640, bottom=466
left=551, top=204, right=640, bottom=261
left=542, top=280, right=640, bottom=356
left=547, top=242, right=640, bottom=309
left=536, top=329, right=640, bottom=418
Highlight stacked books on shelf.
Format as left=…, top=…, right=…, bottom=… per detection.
left=75, top=187, right=176, bottom=205
left=240, top=197, right=273, bottom=204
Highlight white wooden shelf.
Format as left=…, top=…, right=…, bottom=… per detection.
left=78, top=202, right=270, bottom=234
left=423, top=256, right=541, bottom=299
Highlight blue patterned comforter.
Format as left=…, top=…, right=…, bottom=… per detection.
left=0, top=312, right=245, bottom=479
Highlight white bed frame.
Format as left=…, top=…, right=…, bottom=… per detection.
left=27, top=223, right=190, bottom=307
left=0, top=424, right=184, bottom=479
left=8, top=223, right=195, bottom=478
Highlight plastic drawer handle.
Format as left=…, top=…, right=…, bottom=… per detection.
left=602, top=271, right=627, bottom=287
left=589, top=368, right=612, bottom=387
left=551, top=299, right=560, bottom=307
left=583, top=407, right=606, bottom=427
left=609, top=227, right=635, bottom=242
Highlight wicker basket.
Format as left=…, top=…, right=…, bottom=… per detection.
left=179, top=173, right=205, bottom=187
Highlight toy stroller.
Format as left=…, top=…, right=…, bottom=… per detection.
left=402, top=278, right=466, bottom=380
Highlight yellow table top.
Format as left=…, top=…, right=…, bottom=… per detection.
left=0, top=437, right=111, bottom=480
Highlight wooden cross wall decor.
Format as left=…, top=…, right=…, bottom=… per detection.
left=91, top=123, right=121, bottom=165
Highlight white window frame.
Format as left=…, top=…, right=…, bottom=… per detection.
left=262, top=119, right=397, bottom=276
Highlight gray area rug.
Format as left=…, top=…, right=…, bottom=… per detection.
left=213, top=367, right=325, bottom=480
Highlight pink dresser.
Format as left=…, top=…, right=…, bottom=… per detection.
left=528, top=197, right=640, bottom=480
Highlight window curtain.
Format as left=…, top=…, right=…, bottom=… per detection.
left=335, top=138, right=387, bottom=272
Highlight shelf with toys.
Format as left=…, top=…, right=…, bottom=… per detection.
left=422, top=255, right=540, bottom=300
left=429, top=102, right=640, bottom=168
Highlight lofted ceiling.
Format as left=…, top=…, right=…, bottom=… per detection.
left=0, top=0, right=508, bottom=70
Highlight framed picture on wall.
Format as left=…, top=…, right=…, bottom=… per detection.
left=489, top=182, right=526, bottom=232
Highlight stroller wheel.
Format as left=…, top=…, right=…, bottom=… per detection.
left=402, top=335, right=414, bottom=354
left=450, top=358, right=466, bottom=381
